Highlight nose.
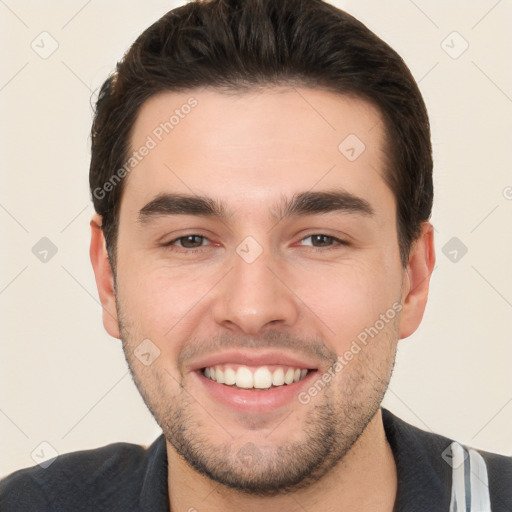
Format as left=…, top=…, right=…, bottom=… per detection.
left=211, top=245, right=299, bottom=335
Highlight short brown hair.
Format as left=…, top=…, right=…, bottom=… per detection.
left=90, top=0, right=433, bottom=269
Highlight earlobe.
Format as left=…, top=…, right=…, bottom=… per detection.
left=398, top=222, right=436, bottom=340
left=89, top=214, right=120, bottom=339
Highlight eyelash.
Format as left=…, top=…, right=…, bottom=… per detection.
left=298, top=234, right=349, bottom=250
left=163, top=234, right=349, bottom=252
left=164, top=235, right=212, bottom=252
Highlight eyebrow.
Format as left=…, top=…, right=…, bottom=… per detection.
left=274, top=189, right=374, bottom=219
left=137, top=189, right=374, bottom=224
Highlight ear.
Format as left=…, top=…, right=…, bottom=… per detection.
left=399, top=222, right=436, bottom=339
left=89, top=214, right=120, bottom=339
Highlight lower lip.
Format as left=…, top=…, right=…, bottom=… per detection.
left=193, top=370, right=318, bottom=414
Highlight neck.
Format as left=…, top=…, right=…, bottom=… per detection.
left=166, top=409, right=397, bottom=512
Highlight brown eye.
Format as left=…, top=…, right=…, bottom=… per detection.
left=175, top=235, right=206, bottom=248
left=300, top=234, right=340, bottom=247
left=310, top=234, right=334, bottom=247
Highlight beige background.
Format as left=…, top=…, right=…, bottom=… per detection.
left=1, top=0, right=511, bottom=477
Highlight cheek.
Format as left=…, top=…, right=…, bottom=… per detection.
left=116, top=261, right=216, bottom=342
left=289, top=255, right=402, bottom=344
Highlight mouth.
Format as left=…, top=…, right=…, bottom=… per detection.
left=202, top=364, right=312, bottom=390
left=190, top=351, right=321, bottom=414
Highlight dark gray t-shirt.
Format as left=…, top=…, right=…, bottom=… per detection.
left=1, top=409, right=510, bottom=511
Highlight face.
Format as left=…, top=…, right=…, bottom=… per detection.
left=92, top=87, right=428, bottom=495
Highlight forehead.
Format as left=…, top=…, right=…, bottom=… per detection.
left=122, top=87, right=393, bottom=224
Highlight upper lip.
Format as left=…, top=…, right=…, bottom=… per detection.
left=189, top=350, right=320, bottom=372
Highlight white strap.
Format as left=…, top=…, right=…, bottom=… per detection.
left=469, top=448, right=492, bottom=512
left=448, top=441, right=492, bottom=512
left=450, top=442, right=469, bottom=511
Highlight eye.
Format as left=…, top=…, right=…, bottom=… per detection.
left=168, top=235, right=210, bottom=249
left=298, top=234, right=347, bottom=248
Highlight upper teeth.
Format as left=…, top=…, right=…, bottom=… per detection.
left=203, top=365, right=309, bottom=389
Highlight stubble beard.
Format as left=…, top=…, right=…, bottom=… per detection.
left=116, top=301, right=398, bottom=496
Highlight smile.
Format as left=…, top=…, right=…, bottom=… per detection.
left=202, top=364, right=310, bottom=390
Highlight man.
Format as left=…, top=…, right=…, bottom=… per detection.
left=1, top=0, right=510, bottom=510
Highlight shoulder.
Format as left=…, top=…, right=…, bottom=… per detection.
left=0, top=437, right=165, bottom=512
left=382, top=408, right=512, bottom=511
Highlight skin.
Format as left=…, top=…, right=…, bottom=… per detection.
left=90, top=87, right=435, bottom=512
